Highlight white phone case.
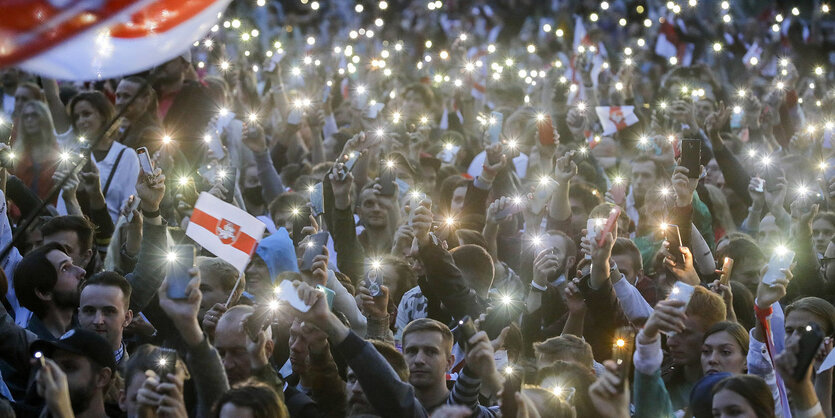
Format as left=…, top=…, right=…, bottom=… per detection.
left=276, top=280, right=311, bottom=312
left=762, top=250, right=795, bottom=287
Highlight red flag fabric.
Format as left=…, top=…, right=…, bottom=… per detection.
left=0, top=0, right=231, bottom=80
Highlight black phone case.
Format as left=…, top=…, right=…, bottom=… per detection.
left=794, top=323, right=824, bottom=381
left=453, top=316, right=477, bottom=349
left=379, top=168, right=396, bottom=196
left=157, top=348, right=177, bottom=382
left=665, top=227, right=684, bottom=265
left=501, top=371, right=522, bottom=418
left=292, top=206, right=312, bottom=247
left=681, top=139, right=701, bottom=179
left=166, top=245, right=195, bottom=300
left=301, top=232, right=328, bottom=271
left=222, top=168, right=236, bottom=202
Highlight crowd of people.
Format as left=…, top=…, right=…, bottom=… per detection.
left=2, top=0, right=835, bottom=417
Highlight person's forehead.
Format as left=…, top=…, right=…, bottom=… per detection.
left=214, top=327, right=246, bottom=348
left=403, top=330, right=445, bottom=348
left=44, top=230, right=80, bottom=246
left=786, top=310, right=824, bottom=328
left=45, top=249, right=71, bottom=266
left=704, top=330, right=734, bottom=346
left=80, top=284, right=125, bottom=306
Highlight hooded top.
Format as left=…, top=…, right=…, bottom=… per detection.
left=254, top=227, right=299, bottom=283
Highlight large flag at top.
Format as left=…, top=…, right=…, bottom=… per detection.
left=0, top=0, right=232, bottom=80
left=186, top=192, right=266, bottom=272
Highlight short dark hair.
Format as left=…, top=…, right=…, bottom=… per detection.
left=712, top=375, right=775, bottom=418
left=450, top=244, right=494, bottom=296
left=212, top=383, right=288, bottom=418
left=80, top=271, right=132, bottom=310
left=42, top=215, right=96, bottom=254
left=69, top=91, right=115, bottom=132
left=612, top=238, right=643, bottom=271
left=14, top=242, right=69, bottom=317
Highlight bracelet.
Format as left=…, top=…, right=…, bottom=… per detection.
left=530, top=281, right=548, bottom=292
left=795, top=402, right=822, bottom=418
left=754, top=303, right=773, bottom=320
left=141, top=208, right=160, bottom=218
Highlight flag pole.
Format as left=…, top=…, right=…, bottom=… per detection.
left=225, top=271, right=244, bottom=307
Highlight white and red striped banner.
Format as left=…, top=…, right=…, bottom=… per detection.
left=0, top=0, right=231, bottom=80
left=186, top=192, right=265, bottom=272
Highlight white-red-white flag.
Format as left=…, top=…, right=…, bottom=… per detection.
left=595, top=106, right=639, bottom=135
left=0, top=0, right=231, bottom=80
left=186, top=192, right=265, bottom=272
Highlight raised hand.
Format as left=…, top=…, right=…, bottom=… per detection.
left=553, top=151, right=578, bottom=184
left=136, top=167, right=166, bottom=213
left=671, top=165, right=699, bottom=208
left=588, top=360, right=630, bottom=418
left=641, top=299, right=687, bottom=341
left=662, top=243, right=701, bottom=286
left=357, top=283, right=389, bottom=319
left=755, top=265, right=792, bottom=310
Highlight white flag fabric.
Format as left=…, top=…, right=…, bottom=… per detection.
left=595, top=106, right=640, bottom=135
left=186, top=192, right=266, bottom=272
left=0, top=0, right=231, bottom=80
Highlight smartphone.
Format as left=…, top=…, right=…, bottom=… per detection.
left=538, top=114, right=556, bottom=146
left=156, top=348, right=177, bottom=383
left=495, top=199, right=525, bottom=220
left=310, top=183, right=324, bottom=217
left=664, top=224, right=684, bottom=265
left=137, top=147, right=154, bottom=176
left=166, top=245, right=196, bottom=300
left=291, top=205, right=312, bottom=247
left=585, top=218, right=605, bottom=260
left=597, top=207, right=621, bottom=247
left=125, top=195, right=142, bottom=223
left=366, top=102, right=384, bottom=119
left=612, top=326, right=636, bottom=392
left=300, top=232, right=329, bottom=271
left=276, top=280, right=311, bottom=312
left=794, top=322, right=824, bottom=381
left=762, top=248, right=795, bottom=287
left=501, top=367, right=522, bottom=418
left=244, top=305, right=272, bottom=341
left=680, top=138, right=701, bottom=179
left=287, top=107, right=304, bottom=125
left=316, top=284, right=335, bottom=309
left=453, top=316, right=477, bottom=349
left=668, top=281, right=695, bottom=314
left=488, top=111, right=503, bottom=145
left=335, top=153, right=360, bottom=181
left=379, top=166, right=396, bottom=196
left=753, top=176, right=765, bottom=193
left=365, top=268, right=382, bottom=297
left=80, top=144, right=94, bottom=172
left=220, top=167, right=237, bottom=203
left=720, top=257, right=734, bottom=286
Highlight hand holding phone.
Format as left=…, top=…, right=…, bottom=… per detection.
left=762, top=247, right=795, bottom=287
left=453, top=316, right=477, bottom=350
left=500, top=366, right=522, bottom=418
left=156, top=348, right=178, bottom=382
left=137, top=147, right=154, bottom=176
left=597, top=207, right=621, bottom=247
left=487, top=111, right=503, bottom=145
left=680, top=138, right=701, bottom=178
left=612, top=326, right=635, bottom=392
left=719, top=257, right=734, bottom=286
left=793, top=323, right=824, bottom=381
left=166, top=245, right=196, bottom=300
left=300, top=232, right=329, bottom=272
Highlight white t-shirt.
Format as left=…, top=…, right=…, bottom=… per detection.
left=57, top=141, right=139, bottom=223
